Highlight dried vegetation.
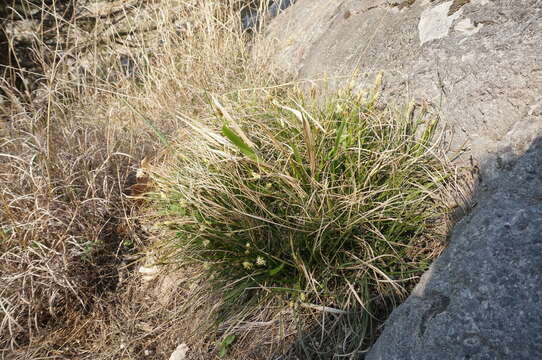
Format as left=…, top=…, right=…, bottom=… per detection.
left=0, top=0, right=277, bottom=358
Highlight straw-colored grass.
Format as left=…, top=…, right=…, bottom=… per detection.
left=1, top=0, right=279, bottom=358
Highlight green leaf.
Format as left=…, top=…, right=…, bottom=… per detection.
left=223, top=334, right=236, bottom=346
left=222, top=125, right=257, bottom=160
left=217, top=334, right=236, bottom=358
left=168, top=203, right=186, bottom=216
left=268, top=263, right=284, bottom=276
left=330, top=119, right=347, bottom=159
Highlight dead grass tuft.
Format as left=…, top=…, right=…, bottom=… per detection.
left=0, top=76, right=148, bottom=353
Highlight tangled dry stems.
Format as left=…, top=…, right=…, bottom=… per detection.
left=1, top=0, right=283, bottom=358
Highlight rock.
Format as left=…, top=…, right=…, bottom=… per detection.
left=260, top=0, right=542, bottom=181
left=169, top=343, right=189, bottom=360
left=367, top=137, right=542, bottom=359
left=260, top=0, right=542, bottom=358
left=138, top=255, right=159, bottom=282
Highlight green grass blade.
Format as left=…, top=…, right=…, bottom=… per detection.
left=221, top=125, right=257, bottom=160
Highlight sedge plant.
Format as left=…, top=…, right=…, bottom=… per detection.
left=150, top=86, right=451, bottom=351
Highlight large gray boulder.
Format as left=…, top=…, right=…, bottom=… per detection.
left=260, top=0, right=542, bottom=358
left=367, top=137, right=542, bottom=359
left=260, top=0, right=542, bottom=180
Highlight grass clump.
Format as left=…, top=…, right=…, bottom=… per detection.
left=152, top=86, right=451, bottom=351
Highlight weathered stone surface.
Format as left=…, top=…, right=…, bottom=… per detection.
left=261, top=0, right=542, bottom=180
left=366, top=137, right=542, bottom=359
left=261, top=1, right=542, bottom=358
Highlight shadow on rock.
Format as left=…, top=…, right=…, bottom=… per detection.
left=366, top=136, right=542, bottom=360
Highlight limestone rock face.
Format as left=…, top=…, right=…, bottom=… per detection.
left=366, top=137, right=542, bottom=359
left=261, top=0, right=542, bottom=358
left=261, top=0, right=542, bottom=180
